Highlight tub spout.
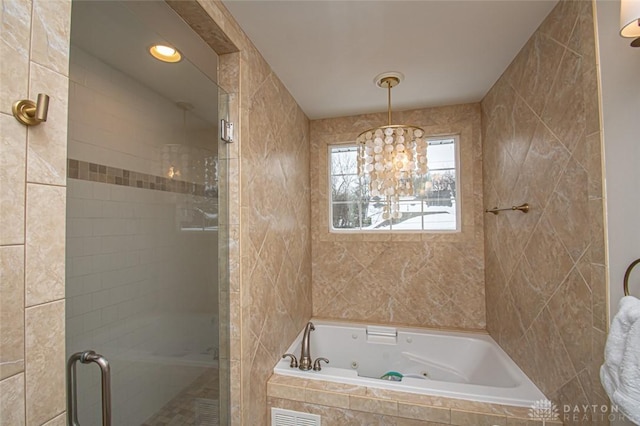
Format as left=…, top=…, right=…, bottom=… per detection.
left=299, top=322, right=315, bottom=370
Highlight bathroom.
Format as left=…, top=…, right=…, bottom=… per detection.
left=0, top=0, right=638, bottom=425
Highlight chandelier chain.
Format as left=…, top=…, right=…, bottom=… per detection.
left=387, top=80, right=392, bottom=126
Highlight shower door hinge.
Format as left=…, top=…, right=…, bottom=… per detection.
left=221, top=119, right=234, bottom=143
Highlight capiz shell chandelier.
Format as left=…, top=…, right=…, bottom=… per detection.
left=357, top=72, right=428, bottom=220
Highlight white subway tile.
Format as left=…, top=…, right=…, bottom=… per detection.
left=124, top=252, right=139, bottom=268
left=92, top=183, right=110, bottom=202
left=112, top=286, right=128, bottom=305
left=92, top=289, right=112, bottom=310
left=90, top=325, right=113, bottom=347
left=67, top=178, right=94, bottom=200
left=71, top=293, right=92, bottom=316
left=65, top=196, right=84, bottom=218
left=84, top=199, right=103, bottom=218
left=67, top=332, right=93, bottom=356
left=100, top=200, right=120, bottom=218
left=66, top=315, right=83, bottom=337
left=82, top=236, right=102, bottom=256
left=106, top=187, right=124, bottom=203
left=65, top=237, right=83, bottom=257
left=82, top=310, right=101, bottom=333
left=66, top=218, right=92, bottom=238
left=72, top=255, right=94, bottom=277
left=64, top=276, right=82, bottom=299
left=100, top=270, right=122, bottom=289
left=100, top=235, right=125, bottom=254
left=101, top=305, right=118, bottom=326
left=84, top=275, right=101, bottom=295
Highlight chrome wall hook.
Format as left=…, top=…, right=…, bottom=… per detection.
left=12, top=93, right=49, bottom=126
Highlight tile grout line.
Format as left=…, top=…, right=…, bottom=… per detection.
left=24, top=297, right=65, bottom=311
left=25, top=181, right=66, bottom=189
left=23, top=1, right=36, bottom=422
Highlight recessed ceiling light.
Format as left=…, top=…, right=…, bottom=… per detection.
left=149, top=44, right=182, bottom=63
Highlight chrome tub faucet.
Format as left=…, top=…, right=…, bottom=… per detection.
left=299, top=321, right=315, bottom=370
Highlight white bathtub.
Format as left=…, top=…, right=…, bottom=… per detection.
left=274, top=320, right=546, bottom=407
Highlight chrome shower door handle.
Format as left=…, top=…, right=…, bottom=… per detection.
left=67, top=350, right=111, bottom=426
left=86, top=351, right=111, bottom=426
left=67, top=353, right=80, bottom=426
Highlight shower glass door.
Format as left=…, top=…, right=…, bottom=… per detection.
left=65, top=1, right=229, bottom=424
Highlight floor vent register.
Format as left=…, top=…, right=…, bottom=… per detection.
left=271, top=408, right=321, bottom=426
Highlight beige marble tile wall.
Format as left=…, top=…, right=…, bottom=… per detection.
left=310, top=104, right=486, bottom=330
left=481, top=0, right=608, bottom=423
left=1, top=0, right=71, bottom=424
left=238, top=48, right=312, bottom=425
left=168, top=2, right=313, bottom=424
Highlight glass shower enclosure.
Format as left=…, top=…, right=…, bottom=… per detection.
left=65, top=2, right=229, bottom=424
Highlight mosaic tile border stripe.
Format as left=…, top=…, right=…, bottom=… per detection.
left=67, top=159, right=215, bottom=197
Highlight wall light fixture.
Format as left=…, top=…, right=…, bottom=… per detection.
left=621, top=0, right=640, bottom=47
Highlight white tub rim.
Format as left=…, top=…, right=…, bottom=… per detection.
left=274, top=319, right=547, bottom=408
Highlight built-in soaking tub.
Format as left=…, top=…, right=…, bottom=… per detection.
left=274, top=320, right=545, bottom=408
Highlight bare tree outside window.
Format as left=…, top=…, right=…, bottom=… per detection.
left=330, top=147, right=370, bottom=228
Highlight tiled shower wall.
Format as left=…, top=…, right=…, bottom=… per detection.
left=1, top=0, right=70, bottom=425
left=310, top=104, right=485, bottom=330
left=68, top=179, right=219, bottom=422
left=68, top=45, right=217, bottom=177
left=66, top=179, right=218, bottom=425
left=66, top=42, right=219, bottom=425
left=482, top=0, right=608, bottom=423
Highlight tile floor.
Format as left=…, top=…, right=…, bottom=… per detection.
left=142, top=368, right=219, bottom=425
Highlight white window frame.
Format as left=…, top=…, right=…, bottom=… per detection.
left=328, top=135, right=461, bottom=233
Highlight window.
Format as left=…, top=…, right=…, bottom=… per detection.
left=329, top=136, right=459, bottom=232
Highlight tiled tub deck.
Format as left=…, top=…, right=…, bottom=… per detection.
left=267, top=374, right=562, bottom=426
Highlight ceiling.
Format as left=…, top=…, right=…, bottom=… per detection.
left=71, top=1, right=220, bottom=125
left=223, top=0, right=558, bottom=119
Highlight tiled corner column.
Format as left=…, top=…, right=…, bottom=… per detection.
left=217, top=51, right=242, bottom=426
left=172, top=2, right=314, bottom=424
left=1, top=0, right=71, bottom=425
left=267, top=375, right=563, bottom=426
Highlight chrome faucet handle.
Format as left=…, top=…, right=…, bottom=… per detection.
left=313, top=357, right=329, bottom=371
left=282, top=353, right=298, bottom=368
